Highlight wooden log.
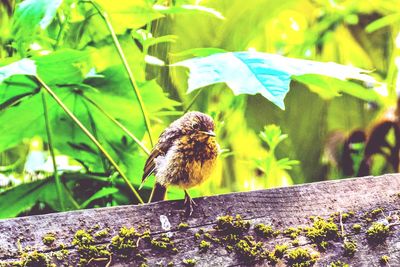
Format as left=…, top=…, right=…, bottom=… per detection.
left=0, top=174, right=400, bottom=266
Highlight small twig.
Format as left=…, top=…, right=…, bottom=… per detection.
left=105, top=255, right=113, bottom=267
left=136, top=236, right=142, bottom=247
left=87, top=257, right=109, bottom=264
left=339, top=211, right=347, bottom=241
left=388, top=222, right=400, bottom=228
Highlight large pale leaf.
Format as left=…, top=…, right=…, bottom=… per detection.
left=0, top=49, right=92, bottom=87
left=0, top=62, right=38, bottom=110
left=173, top=51, right=378, bottom=109
left=0, top=58, right=36, bottom=83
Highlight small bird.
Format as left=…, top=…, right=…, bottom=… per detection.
left=141, top=111, right=219, bottom=215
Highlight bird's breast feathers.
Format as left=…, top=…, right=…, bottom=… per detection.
left=154, top=136, right=218, bottom=188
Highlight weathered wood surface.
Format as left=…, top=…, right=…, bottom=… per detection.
left=1, top=174, right=400, bottom=266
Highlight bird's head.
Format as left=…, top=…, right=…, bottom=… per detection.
left=178, top=111, right=216, bottom=141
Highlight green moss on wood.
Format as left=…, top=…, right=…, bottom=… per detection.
left=182, top=258, right=196, bottom=266
left=94, top=228, right=110, bottom=238
left=254, top=223, right=274, bottom=238
left=273, top=244, right=288, bottom=258
left=42, top=233, right=56, bottom=246
left=285, top=248, right=319, bottom=267
left=178, top=222, right=189, bottom=230
left=305, top=217, right=339, bottom=249
left=366, top=222, right=389, bottom=244
left=234, top=236, right=266, bottom=261
left=328, top=260, right=349, bottom=267
left=380, top=255, right=390, bottom=265
left=151, top=233, right=177, bottom=253
left=215, top=214, right=250, bottom=234
left=343, top=240, right=357, bottom=257
left=110, top=226, right=140, bottom=257
left=352, top=224, right=361, bottom=233
left=199, top=240, right=211, bottom=253
left=22, top=251, right=50, bottom=267
left=284, top=227, right=302, bottom=239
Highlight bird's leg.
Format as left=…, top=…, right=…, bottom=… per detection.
left=184, top=190, right=197, bottom=216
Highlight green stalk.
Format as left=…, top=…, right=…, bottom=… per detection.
left=36, top=76, right=144, bottom=204
left=81, top=94, right=151, bottom=156
left=83, top=0, right=154, bottom=146
left=41, top=91, right=65, bottom=211
left=63, top=184, right=81, bottom=209
left=184, top=89, right=203, bottom=113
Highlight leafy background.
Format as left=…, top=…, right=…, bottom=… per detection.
left=0, top=0, right=399, bottom=219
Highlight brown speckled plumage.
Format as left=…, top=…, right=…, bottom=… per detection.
left=141, top=111, right=219, bottom=214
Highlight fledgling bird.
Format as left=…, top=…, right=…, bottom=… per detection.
left=141, top=111, right=219, bottom=215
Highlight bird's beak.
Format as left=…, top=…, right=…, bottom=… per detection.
left=200, top=130, right=216, bottom=137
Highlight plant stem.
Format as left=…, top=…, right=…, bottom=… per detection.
left=63, top=184, right=81, bottom=209
left=184, top=89, right=203, bottom=113
left=36, top=76, right=144, bottom=204
left=41, top=91, right=65, bottom=211
left=82, top=94, right=151, bottom=155
left=83, top=0, right=154, bottom=147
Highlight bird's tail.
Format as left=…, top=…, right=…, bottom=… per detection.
left=149, top=182, right=167, bottom=202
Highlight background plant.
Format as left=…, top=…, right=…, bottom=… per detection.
left=0, top=0, right=399, bottom=219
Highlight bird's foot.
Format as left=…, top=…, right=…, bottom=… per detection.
left=184, top=190, right=197, bottom=216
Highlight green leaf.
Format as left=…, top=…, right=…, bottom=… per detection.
left=34, top=49, right=92, bottom=85
left=0, top=178, right=75, bottom=219
left=153, top=4, right=224, bottom=20
left=0, top=92, right=47, bottom=152
left=259, top=124, right=287, bottom=151
left=293, top=74, right=383, bottom=103
left=0, top=180, right=46, bottom=219
left=292, top=74, right=342, bottom=99
left=139, top=34, right=177, bottom=51
left=276, top=158, right=300, bottom=170
left=0, top=75, right=38, bottom=110
left=96, top=0, right=164, bottom=33
left=170, top=47, right=226, bottom=58
left=0, top=64, right=177, bottom=177
left=0, top=49, right=93, bottom=87
left=80, top=186, right=119, bottom=208
left=12, top=0, right=63, bottom=41
left=366, top=13, right=400, bottom=33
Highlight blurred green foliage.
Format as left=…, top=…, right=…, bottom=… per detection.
left=0, top=0, right=399, bottom=219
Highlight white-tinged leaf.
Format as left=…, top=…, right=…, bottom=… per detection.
left=0, top=59, right=37, bottom=83
left=12, top=0, right=63, bottom=35
left=154, top=4, right=224, bottom=20
left=173, top=51, right=377, bottom=109
left=145, top=55, right=165, bottom=66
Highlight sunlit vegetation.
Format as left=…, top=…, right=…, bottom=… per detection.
left=0, top=0, right=399, bottom=219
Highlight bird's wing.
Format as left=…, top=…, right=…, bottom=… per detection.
left=140, top=127, right=180, bottom=188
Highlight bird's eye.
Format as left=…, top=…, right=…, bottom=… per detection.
left=192, top=123, right=200, bottom=130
